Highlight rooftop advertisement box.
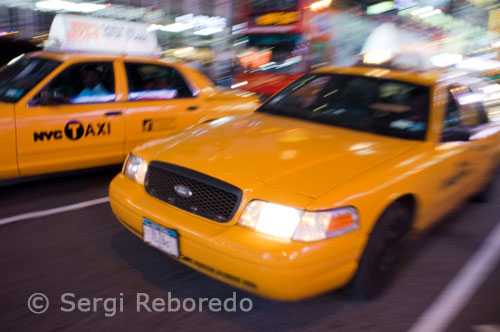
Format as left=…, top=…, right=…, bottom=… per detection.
left=44, top=14, right=160, bottom=57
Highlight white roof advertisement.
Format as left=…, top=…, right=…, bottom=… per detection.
left=44, top=14, right=160, bottom=57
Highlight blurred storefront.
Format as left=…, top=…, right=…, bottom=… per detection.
left=0, top=0, right=500, bottom=84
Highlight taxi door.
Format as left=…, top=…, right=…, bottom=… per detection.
left=458, top=97, right=500, bottom=193
left=420, top=86, right=477, bottom=226
left=437, top=86, right=497, bottom=195
left=119, top=61, right=204, bottom=152
left=15, top=60, right=126, bottom=177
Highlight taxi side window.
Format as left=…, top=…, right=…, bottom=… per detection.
left=125, top=63, right=193, bottom=101
left=444, top=87, right=487, bottom=128
left=32, top=62, right=115, bottom=105
left=443, top=90, right=462, bottom=128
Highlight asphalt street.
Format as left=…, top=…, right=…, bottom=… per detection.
left=0, top=167, right=499, bottom=332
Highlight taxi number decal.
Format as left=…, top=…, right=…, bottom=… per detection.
left=34, top=120, right=111, bottom=142
left=441, top=161, right=471, bottom=189
left=142, top=118, right=176, bottom=132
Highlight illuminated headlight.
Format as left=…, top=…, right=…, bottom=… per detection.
left=123, top=154, right=148, bottom=185
left=238, top=200, right=359, bottom=241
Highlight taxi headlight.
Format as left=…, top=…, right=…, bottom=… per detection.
left=123, top=154, right=148, bottom=185
left=238, top=200, right=359, bottom=241
left=238, top=201, right=303, bottom=240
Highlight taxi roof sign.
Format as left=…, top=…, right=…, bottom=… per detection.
left=44, top=14, right=160, bottom=57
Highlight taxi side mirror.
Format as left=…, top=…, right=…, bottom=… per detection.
left=441, top=126, right=471, bottom=142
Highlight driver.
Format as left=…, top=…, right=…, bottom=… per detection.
left=77, top=65, right=109, bottom=97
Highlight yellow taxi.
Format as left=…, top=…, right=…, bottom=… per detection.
left=0, top=14, right=258, bottom=181
left=109, top=65, right=500, bottom=301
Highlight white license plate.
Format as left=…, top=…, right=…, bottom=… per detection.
left=143, top=218, right=179, bottom=258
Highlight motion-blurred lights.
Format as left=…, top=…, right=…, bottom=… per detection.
left=470, top=127, right=500, bottom=140
left=193, top=27, right=223, bottom=36
left=410, top=6, right=433, bottom=16
left=457, top=57, right=500, bottom=72
left=438, top=71, right=467, bottom=81
left=431, top=53, right=463, bottom=67
left=176, top=14, right=226, bottom=31
left=36, top=0, right=106, bottom=13
left=231, top=81, right=248, bottom=89
left=278, top=56, right=302, bottom=67
left=7, top=54, right=24, bottom=66
left=458, top=93, right=484, bottom=105
left=161, top=23, right=193, bottom=32
left=172, top=47, right=194, bottom=57
left=32, top=33, right=49, bottom=39
left=366, top=1, right=395, bottom=15
left=310, top=0, right=332, bottom=11
left=147, top=24, right=162, bottom=32
left=0, top=30, right=18, bottom=36
left=362, top=50, right=393, bottom=65
left=259, top=61, right=277, bottom=69
left=74, top=2, right=106, bottom=13
left=233, top=38, right=248, bottom=47
left=480, top=84, right=500, bottom=94
left=484, top=92, right=500, bottom=106
left=419, top=9, right=441, bottom=18
left=36, top=0, right=66, bottom=10
left=232, top=22, right=248, bottom=35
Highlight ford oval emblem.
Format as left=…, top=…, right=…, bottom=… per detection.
left=174, top=185, right=192, bottom=198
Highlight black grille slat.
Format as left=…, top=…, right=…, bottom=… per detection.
left=144, top=162, right=242, bottom=222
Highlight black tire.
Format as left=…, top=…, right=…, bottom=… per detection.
left=345, top=201, right=412, bottom=300
left=471, top=177, right=495, bottom=203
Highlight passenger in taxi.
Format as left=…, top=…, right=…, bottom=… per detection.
left=144, top=73, right=172, bottom=91
left=77, top=65, right=109, bottom=97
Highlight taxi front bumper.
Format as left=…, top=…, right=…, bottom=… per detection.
left=109, top=174, right=367, bottom=301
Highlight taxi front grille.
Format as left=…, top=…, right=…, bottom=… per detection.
left=144, top=161, right=242, bottom=223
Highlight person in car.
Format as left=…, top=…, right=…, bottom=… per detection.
left=77, top=65, right=109, bottom=97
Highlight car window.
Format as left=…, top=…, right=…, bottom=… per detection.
left=444, top=90, right=462, bottom=128
left=0, top=55, right=60, bottom=103
left=32, top=62, right=115, bottom=105
left=446, top=86, right=487, bottom=127
left=125, top=62, right=193, bottom=101
left=472, top=102, right=488, bottom=124
left=258, top=73, right=430, bottom=141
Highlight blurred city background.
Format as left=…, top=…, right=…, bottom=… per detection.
left=1, top=2, right=500, bottom=331
left=1, top=0, right=500, bottom=97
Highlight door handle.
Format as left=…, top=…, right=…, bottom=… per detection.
left=186, top=106, right=199, bottom=111
left=104, top=111, right=123, bottom=117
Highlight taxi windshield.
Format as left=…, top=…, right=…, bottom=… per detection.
left=259, top=73, right=430, bottom=141
left=0, top=55, right=60, bottom=103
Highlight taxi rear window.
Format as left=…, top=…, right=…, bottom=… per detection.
left=124, top=62, right=194, bottom=101
left=259, top=73, right=430, bottom=141
left=0, top=55, right=60, bottom=103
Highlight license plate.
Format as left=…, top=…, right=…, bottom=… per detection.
left=143, top=218, right=179, bottom=258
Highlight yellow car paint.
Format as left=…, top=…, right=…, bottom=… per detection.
left=0, top=52, right=258, bottom=180
left=109, top=66, right=500, bottom=300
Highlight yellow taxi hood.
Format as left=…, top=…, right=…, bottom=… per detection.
left=145, top=113, right=420, bottom=198
left=206, top=89, right=260, bottom=109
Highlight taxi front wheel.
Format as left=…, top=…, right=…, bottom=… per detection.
left=345, top=201, right=412, bottom=300
left=471, top=171, right=497, bottom=203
